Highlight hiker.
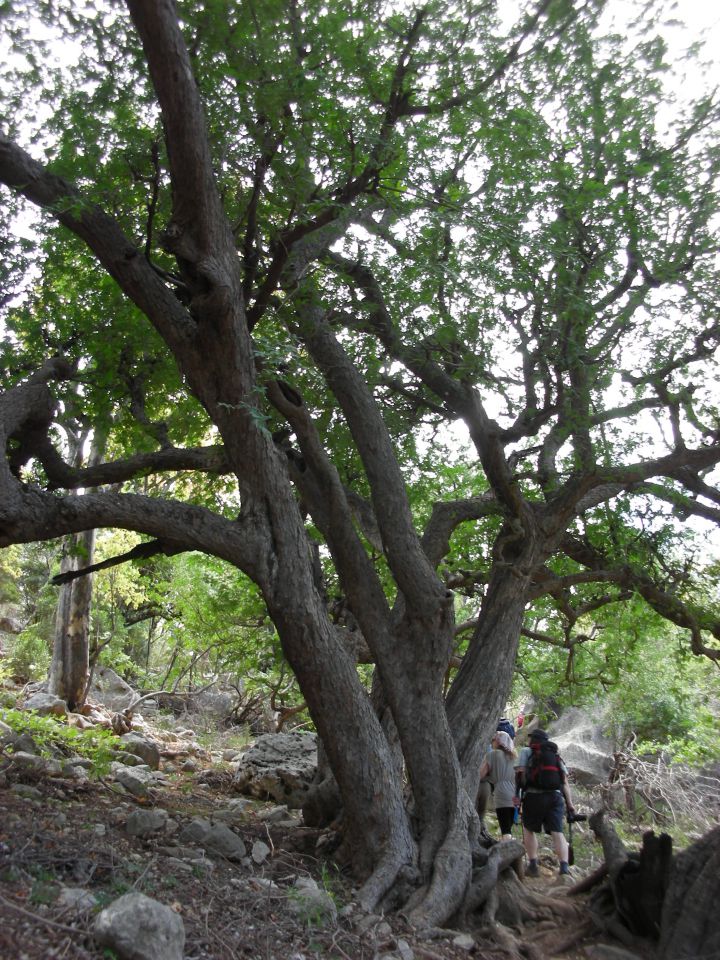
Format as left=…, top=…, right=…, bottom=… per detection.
left=496, top=716, right=515, bottom=740
left=514, top=728, right=576, bottom=876
left=478, top=730, right=517, bottom=840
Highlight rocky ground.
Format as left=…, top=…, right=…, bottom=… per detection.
left=0, top=690, right=654, bottom=960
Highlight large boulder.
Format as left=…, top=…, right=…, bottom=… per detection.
left=192, top=685, right=237, bottom=720
left=23, top=692, right=67, bottom=717
left=86, top=666, right=136, bottom=712
left=233, top=731, right=317, bottom=808
left=93, top=892, right=185, bottom=960
left=120, top=733, right=161, bottom=770
left=548, top=706, right=615, bottom=786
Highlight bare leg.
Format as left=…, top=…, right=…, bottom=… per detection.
left=523, top=826, right=538, bottom=859
left=551, top=830, right=569, bottom=864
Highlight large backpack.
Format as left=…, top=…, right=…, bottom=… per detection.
left=497, top=717, right=515, bottom=739
left=526, top=739, right=564, bottom=791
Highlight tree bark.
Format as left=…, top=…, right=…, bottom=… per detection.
left=447, top=548, right=540, bottom=797
left=48, top=529, right=95, bottom=711
left=659, top=825, right=720, bottom=959
left=584, top=807, right=720, bottom=958
left=12, top=0, right=715, bottom=933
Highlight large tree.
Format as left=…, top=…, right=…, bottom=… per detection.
left=1, top=0, right=719, bottom=924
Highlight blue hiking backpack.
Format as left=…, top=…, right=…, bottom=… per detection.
left=497, top=717, right=515, bottom=739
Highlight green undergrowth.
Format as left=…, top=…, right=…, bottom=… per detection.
left=1, top=707, right=118, bottom=776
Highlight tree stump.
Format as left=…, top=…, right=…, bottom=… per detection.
left=589, top=808, right=672, bottom=938
left=659, top=824, right=720, bottom=960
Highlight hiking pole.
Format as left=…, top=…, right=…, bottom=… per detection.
left=566, top=811, right=587, bottom=867
left=514, top=787, right=523, bottom=829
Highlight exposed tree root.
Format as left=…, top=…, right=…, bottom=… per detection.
left=566, top=861, right=608, bottom=895
left=356, top=848, right=419, bottom=914
left=406, top=822, right=474, bottom=927
left=589, top=807, right=672, bottom=939
left=459, top=839, right=525, bottom=920
left=545, top=916, right=596, bottom=954
left=589, top=808, right=629, bottom=881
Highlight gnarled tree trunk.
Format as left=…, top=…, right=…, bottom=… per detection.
left=659, top=825, right=720, bottom=959
left=589, top=810, right=720, bottom=958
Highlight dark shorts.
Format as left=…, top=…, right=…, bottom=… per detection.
left=496, top=806, right=515, bottom=835
left=522, top=790, right=565, bottom=833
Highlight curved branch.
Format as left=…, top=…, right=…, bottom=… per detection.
left=421, top=495, right=499, bottom=568
left=0, top=134, right=196, bottom=351
left=266, top=378, right=393, bottom=632
left=37, top=438, right=230, bottom=491
left=561, top=535, right=720, bottom=661
left=548, top=444, right=720, bottom=529
left=0, top=484, right=263, bottom=575
left=326, top=253, right=527, bottom=521
left=51, top=538, right=186, bottom=585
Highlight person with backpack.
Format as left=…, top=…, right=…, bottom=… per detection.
left=496, top=716, right=515, bottom=740
left=478, top=730, right=517, bottom=840
left=513, top=729, right=576, bottom=876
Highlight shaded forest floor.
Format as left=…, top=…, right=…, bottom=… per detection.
left=0, top=751, right=659, bottom=960
left=0, top=768, right=636, bottom=960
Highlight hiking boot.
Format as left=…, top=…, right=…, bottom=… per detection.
left=526, top=861, right=539, bottom=877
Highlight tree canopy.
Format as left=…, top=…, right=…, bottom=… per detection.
left=1, top=0, right=719, bottom=924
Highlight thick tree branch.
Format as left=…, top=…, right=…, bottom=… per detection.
left=0, top=134, right=197, bottom=353
left=266, top=379, right=394, bottom=648
left=421, top=496, right=499, bottom=568
left=546, top=444, right=720, bottom=530
left=561, top=535, right=720, bottom=661
left=38, top=439, right=230, bottom=491
left=126, top=0, right=236, bottom=266
left=326, top=253, right=528, bottom=523
left=281, top=307, right=445, bottom=614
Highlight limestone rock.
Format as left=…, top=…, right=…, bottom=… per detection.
left=112, top=764, right=155, bottom=798
left=57, top=886, right=98, bottom=910
left=86, top=666, right=136, bottom=712
left=93, top=891, right=185, bottom=960
left=120, top=733, right=161, bottom=770
left=548, top=706, right=614, bottom=786
left=233, top=732, right=317, bottom=808
left=178, top=818, right=246, bottom=861
left=287, top=876, right=337, bottom=927
left=23, top=692, right=67, bottom=717
left=126, top=809, right=170, bottom=838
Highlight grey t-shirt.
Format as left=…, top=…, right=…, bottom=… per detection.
left=485, top=749, right=516, bottom=808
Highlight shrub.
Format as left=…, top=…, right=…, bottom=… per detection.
left=1, top=708, right=117, bottom=776
left=7, top=628, right=51, bottom=681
